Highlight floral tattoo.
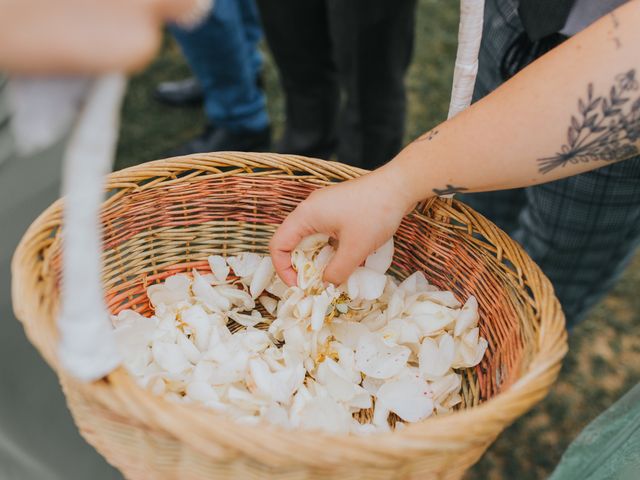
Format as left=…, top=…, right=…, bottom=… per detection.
left=538, top=69, right=640, bottom=174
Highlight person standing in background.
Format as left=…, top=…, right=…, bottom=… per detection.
left=257, top=0, right=417, bottom=170
left=457, top=0, right=630, bottom=329
left=0, top=1, right=199, bottom=478
left=162, top=0, right=272, bottom=156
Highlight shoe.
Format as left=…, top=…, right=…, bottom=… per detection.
left=154, top=77, right=204, bottom=107
left=154, top=72, right=266, bottom=108
left=166, top=124, right=272, bottom=157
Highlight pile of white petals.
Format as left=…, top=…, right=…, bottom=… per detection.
left=112, top=234, right=488, bottom=434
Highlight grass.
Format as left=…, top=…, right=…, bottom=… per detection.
left=116, top=1, right=640, bottom=478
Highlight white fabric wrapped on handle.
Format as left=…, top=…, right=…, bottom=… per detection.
left=448, top=0, right=485, bottom=120
left=58, top=73, right=126, bottom=381
left=54, top=0, right=213, bottom=381
left=441, top=0, right=485, bottom=200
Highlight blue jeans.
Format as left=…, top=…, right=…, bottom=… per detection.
left=170, top=0, right=269, bottom=132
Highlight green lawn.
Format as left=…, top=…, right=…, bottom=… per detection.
left=116, top=1, right=640, bottom=478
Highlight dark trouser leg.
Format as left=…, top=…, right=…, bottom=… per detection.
left=327, top=0, right=417, bottom=169
left=257, top=0, right=339, bottom=159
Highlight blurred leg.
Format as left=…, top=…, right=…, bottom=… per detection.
left=328, top=0, right=417, bottom=169
left=257, top=0, right=339, bottom=159
left=513, top=160, right=640, bottom=328
left=238, top=0, right=263, bottom=79
left=170, top=0, right=268, bottom=132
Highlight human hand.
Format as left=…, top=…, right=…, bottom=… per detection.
left=0, top=0, right=200, bottom=74
left=270, top=167, right=418, bottom=286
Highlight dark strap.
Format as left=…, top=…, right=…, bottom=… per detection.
left=518, top=0, right=577, bottom=41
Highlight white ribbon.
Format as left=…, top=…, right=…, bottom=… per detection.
left=58, top=73, right=126, bottom=381
left=448, top=0, right=485, bottom=120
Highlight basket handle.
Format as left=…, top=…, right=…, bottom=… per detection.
left=58, top=73, right=126, bottom=381
left=442, top=0, right=484, bottom=201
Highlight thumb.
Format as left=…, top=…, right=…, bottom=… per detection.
left=151, top=0, right=202, bottom=21
left=323, top=232, right=370, bottom=286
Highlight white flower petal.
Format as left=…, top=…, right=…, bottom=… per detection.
left=298, top=397, right=352, bottom=434
left=380, top=319, right=421, bottom=346
left=259, top=295, right=278, bottom=315
left=181, top=305, right=212, bottom=351
left=311, top=292, right=332, bottom=331
left=407, top=301, right=457, bottom=336
left=364, top=238, right=394, bottom=274
left=239, top=327, right=272, bottom=353
left=294, top=296, right=313, bottom=319
left=207, top=255, right=230, bottom=284
left=249, top=358, right=305, bottom=404
left=192, top=270, right=232, bottom=312
left=228, top=310, right=262, bottom=327
left=266, top=276, right=288, bottom=297
left=147, top=274, right=191, bottom=307
left=386, top=291, right=406, bottom=320
left=261, top=404, right=291, bottom=428
left=214, top=285, right=255, bottom=310
left=376, top=376, right=433, bottom=422
left=372, top=404, right=391, bottom=430
left=177, top=332, right=201, bottom=364
left=355, top=333, right=411, bottom=379
left=418, top=334, right=454, bottom=380
left=347, top=267, right=387, bottom=301
left=398, top=271, right=429, bottom=295
left=227, top=252, right=262, bottom=279
left=314, top=244, right=335, bottom=271
left=362, top=376, right=384, bottom=396
left=454, top=295, right=479, bottom=336
left=250, top=256, right=275, bottom=299
left=331, top=320, right=369, bottom=350
left=186, top=381, right=219, bottom=403
left=361, top=309, right=387, bottom=331
left=152, top=341, right=190, bottom=374
left=192, top=361, right=215, bottom=383
left=431, top=372, right=462, bottom=403
left=452, top=328, right=487, bottom=368
left=419, top=290, right=461, bottom=309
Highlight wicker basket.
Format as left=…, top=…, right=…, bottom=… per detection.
left=12, top=152, right=567, bottom=479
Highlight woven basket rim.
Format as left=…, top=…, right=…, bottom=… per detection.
left=11, top=152, right=568, bottom=469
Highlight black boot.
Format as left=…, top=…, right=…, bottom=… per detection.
left=166, top=124, right=271, bottom=157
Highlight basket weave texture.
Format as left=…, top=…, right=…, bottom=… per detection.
left=12, top=152, right=567, bottom=479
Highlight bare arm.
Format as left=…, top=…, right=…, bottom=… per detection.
left=270, top=0, right=640, bottom=286
left=385, top=1, right=640, bottom=201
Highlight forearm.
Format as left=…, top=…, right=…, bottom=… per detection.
left=381, top=1, right=640, bottom=205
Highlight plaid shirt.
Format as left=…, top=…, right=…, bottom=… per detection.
left=458, top=0, right=640, bottom=328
